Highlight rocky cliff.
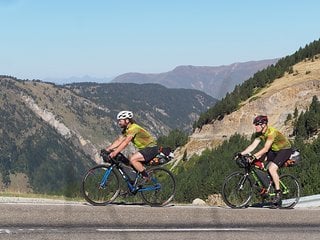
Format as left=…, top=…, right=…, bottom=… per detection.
left=173, top=57, right=320, bottom=165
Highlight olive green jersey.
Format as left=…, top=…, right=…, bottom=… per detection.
left=256, top=126, right=291, bottom=151
left=123, top=123, right=157, bottom=150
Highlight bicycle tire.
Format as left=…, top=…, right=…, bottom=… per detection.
left=140, top=167, right=176, bottom=207
left=81, top=164, right=120, bottom=206
left=222, top=171, right=253, bottom=208
left=279, top=174, right=300, bottom=209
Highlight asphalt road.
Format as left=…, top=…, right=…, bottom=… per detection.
left=0, top=201, right=319, bottom=240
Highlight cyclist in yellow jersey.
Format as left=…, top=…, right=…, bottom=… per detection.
left=241, top=115, right=292, bottom=207
left=105, top=111, right=158, bottom=180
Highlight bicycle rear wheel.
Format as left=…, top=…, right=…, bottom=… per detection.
left=81, top=164, right=120, bottom=206
left=222, top=171, right=253, bottom=208
left=279, top=174, right=300, bottom=208
left=140, top=167, right=176, bottom=207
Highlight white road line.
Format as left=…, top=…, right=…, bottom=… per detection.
left=97, top=228, right=253, bottom=232
left=0, top=229, right=11, bottom=234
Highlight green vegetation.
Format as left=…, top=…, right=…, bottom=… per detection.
left=174, top=134, right=250, bottom=202
left=157, top=129, right=188, bottom=150
left=174, top=97, right=320, bottom=202
left=293, top=96, right=320, bottom=139
left=194, top=38, right=320, bottom=129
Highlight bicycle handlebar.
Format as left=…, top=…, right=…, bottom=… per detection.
left=234, top=154, right=251, bottom=168
left=100, top=149, right=130, bottom=165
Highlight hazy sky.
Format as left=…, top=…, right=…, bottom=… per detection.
left=1, top=0, right=319, bottom=81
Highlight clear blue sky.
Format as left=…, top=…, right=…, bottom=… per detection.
left=1, top=0, right=319, bottom=81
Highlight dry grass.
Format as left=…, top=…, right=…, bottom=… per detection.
left=257, top=56, right=320, bottom=98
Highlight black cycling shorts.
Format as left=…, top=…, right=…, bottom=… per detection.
left=267, top=148, right=292, bottom=167
left=139, top=146, right=159, bottom=163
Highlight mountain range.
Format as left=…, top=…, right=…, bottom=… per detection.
left=112, top=59, right=278, bottom=99
left=44, top=59, right=278, bottom=100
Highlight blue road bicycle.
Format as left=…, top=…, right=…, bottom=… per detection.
left=81, top=153, right=176, bottom=207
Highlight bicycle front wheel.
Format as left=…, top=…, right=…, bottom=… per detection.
left=81, top=164, right=120, bottom=206
left=222, top=171, right=253, bottom=208
left=279, top=174, right=300, bottom=208
left=140, top=167, right=176, bottom=207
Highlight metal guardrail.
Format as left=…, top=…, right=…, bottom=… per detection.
left=295, top=194, right=320, bottom=208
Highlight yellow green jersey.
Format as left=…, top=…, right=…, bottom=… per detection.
left=123, top=123, right=157, bottom=150
left=256, top=126, right=291, bottom=151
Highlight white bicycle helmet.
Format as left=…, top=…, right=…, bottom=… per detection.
left=117, top=111, right=133, bottom=120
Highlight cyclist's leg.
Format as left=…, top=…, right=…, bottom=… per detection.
left=268, top=162, right=280, bottom=189
left=130, top=146, right=159, bottom=175
left=268, top=149, right=292, bottom=190
left=268, top=149, right=292, bottom=207
left=129, top=152, right=145, bottom=172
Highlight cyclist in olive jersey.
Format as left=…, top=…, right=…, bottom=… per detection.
left=241, top=115, right=292, bottom=207
left=105, top=111, right=158, bottom=180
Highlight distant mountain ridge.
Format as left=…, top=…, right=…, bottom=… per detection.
left=112, top=59, right=278, bottom=99
left=43, top=75, right=113, bottom=85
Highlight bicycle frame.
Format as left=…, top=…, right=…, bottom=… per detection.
left=82, top=152, right=176, bottom=207
left=101, top=164, right=161, bottom=194
left=99, top=166, right=113, bottom=188
left=246, top=164, right=290, bottom=197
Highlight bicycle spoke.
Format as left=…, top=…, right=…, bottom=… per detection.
left=82, top=165, right=120, bottom=205
left=222, top=172, right=253, bottom=208
left=140, top=167, right=176, bottom=206
left=279, top=174, right=300, bottom=208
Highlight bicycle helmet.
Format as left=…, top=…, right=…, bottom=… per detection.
left=253, top=115, right=268, bottom=125
left=117, top=111, right=133, bottom=120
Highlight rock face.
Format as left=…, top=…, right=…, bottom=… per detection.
left=192, top=198, right=207, bottom=206
left=174, top=57, right=320, bottom=162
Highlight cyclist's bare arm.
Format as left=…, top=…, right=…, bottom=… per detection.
left=106, top=135, right=126, bottom=152
left=109, top=135, right=134, bottom=158
left=241, top=138, right=261, bottom=156
left=253, top=138, right=273, bottom=159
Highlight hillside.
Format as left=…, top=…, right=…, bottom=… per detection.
left=64, top=82, right=217, bottom=134
left=112, top=59, right=278, bottom=99
left=173, top=55, right=320, bottom=164
left=0, top=78, right=216, bottom=194
left=0, top=79, right=92, bottom=195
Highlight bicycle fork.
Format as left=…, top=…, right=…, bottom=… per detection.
left=99, top=166, right=114, bottom=188
left=238, top=173, right=249, bottom=191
